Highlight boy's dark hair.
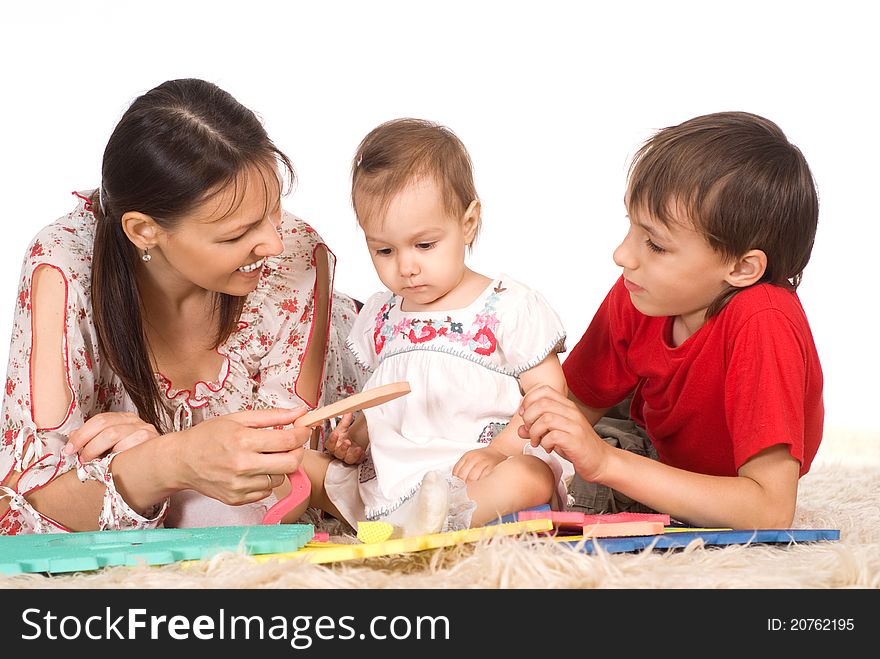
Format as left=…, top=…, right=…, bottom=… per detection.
left=351, top=118, right=480, bottom=246
left=625, top=111, right=818, bottom=316
left=90, top=78, right=294, bottom=433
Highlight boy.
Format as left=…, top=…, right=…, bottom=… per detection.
left=519, top=112, right=822, bottom=530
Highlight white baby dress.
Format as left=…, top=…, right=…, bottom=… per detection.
left=323, top=274, right=573, bottom=529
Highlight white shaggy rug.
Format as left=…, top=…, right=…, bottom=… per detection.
left=1, top=429, right=877, bottom=590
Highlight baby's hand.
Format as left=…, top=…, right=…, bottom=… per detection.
left=452, top=446, right=507, bottom=482
left=324, top=413, right=366, bottom=464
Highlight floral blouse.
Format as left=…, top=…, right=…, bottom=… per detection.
left=0, top=191, right=366, bottom=534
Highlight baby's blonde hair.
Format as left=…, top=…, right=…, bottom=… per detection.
left=351, top=118, right=480, bottom=247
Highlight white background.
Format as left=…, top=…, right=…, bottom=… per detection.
left=2, top=1, right=877, bottom=434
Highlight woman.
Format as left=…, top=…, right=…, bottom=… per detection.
left=0, top=78, right=365, bottom=534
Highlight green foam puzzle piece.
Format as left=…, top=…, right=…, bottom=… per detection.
left=0, top=524, right=314, bottom=575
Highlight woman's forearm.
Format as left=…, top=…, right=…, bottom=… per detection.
left=109, top=432, right=184, bottom=514
left=22, top=432, right=183, bottom=532
left=21, top=469, right=107, bottom=532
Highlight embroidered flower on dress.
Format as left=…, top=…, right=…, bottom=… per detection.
left=358, top=455, right=377, bottom=483
left=369, top=287, right=506, bottom=357
left=477, top=421, right=508, bottom=444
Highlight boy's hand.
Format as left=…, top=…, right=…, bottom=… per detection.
left=324, top=413, right=366, bottom=464
left=452, top=446, right=507, bottom=482
left=518, top=385, right=609, bottom=482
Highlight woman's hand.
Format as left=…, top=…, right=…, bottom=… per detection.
left=63, top=412, right=159, bottom=462
left=323, top=413, right=366, bottom=464
left=452, top=446, right=508, bottom=482
left=170, top=407, right=311, bottom=506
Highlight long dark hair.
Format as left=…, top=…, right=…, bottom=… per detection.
left=90, top=78, right=294, bottom=432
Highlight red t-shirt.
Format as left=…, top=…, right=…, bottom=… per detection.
left=563, top=276, right=824, bottom=477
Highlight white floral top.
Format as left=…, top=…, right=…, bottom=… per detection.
left=0, top=191, right=366, bottom=534
left=324, top=275, right=570, bottom=526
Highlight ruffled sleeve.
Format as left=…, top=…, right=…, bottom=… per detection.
left=1, top=194, right=166, bottom=534
left=345, top=290, right=393, bottom=374
left=494, top=278, right=567, bottom=375
left=238, top=212, right=367, bottom=413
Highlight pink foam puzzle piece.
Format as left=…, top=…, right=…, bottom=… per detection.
left=261, top=467, right=311, bottom=525
left=581, top=512, right=671, bottom=525
left=517, top=510, right=672, bottom=533
left=582, top=521, right=666, bottom=538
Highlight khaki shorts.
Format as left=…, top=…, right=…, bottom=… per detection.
left=566, top=397, right=659, bottom=515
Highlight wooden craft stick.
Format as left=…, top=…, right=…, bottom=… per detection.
left=296, top=381, right=411, bottom=428
left=261, top=381, right=412, bottom=525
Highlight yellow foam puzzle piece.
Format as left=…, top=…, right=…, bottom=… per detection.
left=357, top=521, right=395, bottom=544
left=253, top=518, right=554, bottom=565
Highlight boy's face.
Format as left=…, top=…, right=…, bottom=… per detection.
left=613, top=202, right=734, bottom=330
left=360, top=177, right=477, bottom=310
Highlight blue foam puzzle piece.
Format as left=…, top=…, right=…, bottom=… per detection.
left=560, top=528, right=840, bottom=554
left=0, top=524, right=314, bottom=575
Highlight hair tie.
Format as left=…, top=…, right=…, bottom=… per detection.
left=98, top=185, right=108, bottom=215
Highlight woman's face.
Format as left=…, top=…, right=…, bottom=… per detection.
left=154, top=165, right=285, bottom=297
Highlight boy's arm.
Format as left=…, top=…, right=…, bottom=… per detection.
left=519, top=386, right=800, bottom=529
left=494, top=380, right=608, bottom=454
left=568, top=391, right=609, bottom=428
left=597, top=441, right=799, bottom=529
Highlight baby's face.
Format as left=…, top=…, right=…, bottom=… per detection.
left=361, top=177, right=474, bottom=311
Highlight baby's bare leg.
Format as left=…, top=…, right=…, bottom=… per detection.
left=275, top=450, right=344, bottom=523
left=466, top=455, right=555, bottom=527
left=299, top=449, right=345, bottom=521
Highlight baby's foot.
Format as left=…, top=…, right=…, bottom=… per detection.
left=402, top=470, right=449, bottom=537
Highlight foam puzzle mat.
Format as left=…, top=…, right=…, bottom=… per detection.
left=0, top=524, right=315, bottom=575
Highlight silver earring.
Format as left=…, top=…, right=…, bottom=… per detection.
left=142, top=248, right=152, bottom=263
